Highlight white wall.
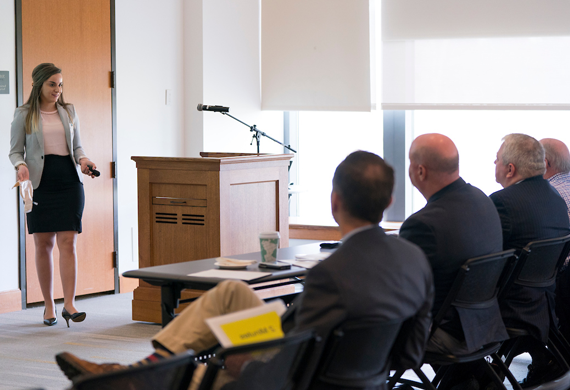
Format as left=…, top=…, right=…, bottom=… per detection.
left=201, top=0, right=283, bottom=155
left=115, top=0, right=185, bottom=272
left=0, top=1, right=21, bottom=293
left=184, top=0, right=204, bottom=157
left=117, top=0, right=284, bottom=273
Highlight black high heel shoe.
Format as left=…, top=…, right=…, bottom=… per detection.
left=44, top=307, right=57, bottom=326
left=62, top=308, right=86, bottom=328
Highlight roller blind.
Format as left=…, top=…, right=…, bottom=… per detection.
left=382, top=0, right=570, bottom=110
left=261, top=0, right=375, bottom=111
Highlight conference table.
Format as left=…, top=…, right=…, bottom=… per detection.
left=123, top=243, right=331, bottom=326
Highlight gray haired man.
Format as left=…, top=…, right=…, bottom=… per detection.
left=491, top=133, right=570, bottom=387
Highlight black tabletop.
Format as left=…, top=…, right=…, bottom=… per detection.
left=122, top=243, right=331, bottom=290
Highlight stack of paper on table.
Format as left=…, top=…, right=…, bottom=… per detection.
left=205, top=300, right=287, bottom=347
left=295, top=253, right=331, bottom=261
left=281, top=252, right=332, bottom=269
left=187, top=269, right=269, bottom=281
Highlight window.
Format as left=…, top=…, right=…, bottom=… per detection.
left=410, top=110, right=570, bottom=213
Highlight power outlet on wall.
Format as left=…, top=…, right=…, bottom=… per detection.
left=165, top=89, right=172, bottom=105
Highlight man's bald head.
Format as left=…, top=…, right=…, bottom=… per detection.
left=408, top=134, right=460, bottom=200
left=540, top=138, right=570, bottom=178
left=410, top=134, right=459, bottom=174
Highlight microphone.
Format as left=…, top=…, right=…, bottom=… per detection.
left=197, top=104, right=229, bottom=113
left=87, top=165, right=100, bottom=177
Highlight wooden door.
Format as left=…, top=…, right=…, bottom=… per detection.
left=21, top=0, right=115, bottom=302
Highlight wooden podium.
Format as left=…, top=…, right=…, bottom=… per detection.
left=130, top=153, right=293, bottom=323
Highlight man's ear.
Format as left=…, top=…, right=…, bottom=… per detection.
left=506, top=163, right=516, bottom=178
left=418, top=165, right=427, bottom=181
left=386, top=196, right=393, bottom=209
left=331, top=191, right=341, bottom=214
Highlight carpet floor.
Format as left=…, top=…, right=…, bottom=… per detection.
left=0, top=291, right=532, bottom=390
left=0, top=292, right=160, bottom=390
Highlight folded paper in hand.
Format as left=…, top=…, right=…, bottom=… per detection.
left=205, top=300, right=286, bottom=348
left=13, top=180, right=34, bottom=213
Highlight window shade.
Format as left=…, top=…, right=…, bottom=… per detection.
left=382, top=0, right=570, bottom=110
left=261, top=0, right=375, bottom=111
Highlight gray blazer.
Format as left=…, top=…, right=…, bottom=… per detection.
left=9, top=104, right=88, bottom=189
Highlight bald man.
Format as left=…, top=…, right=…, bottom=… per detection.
left=540, top=138, right=570, bottom=344
left=400, top=133, right=507, bottom=356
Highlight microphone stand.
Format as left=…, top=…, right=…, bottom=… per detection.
left=220, top=112, right=297, bottom=154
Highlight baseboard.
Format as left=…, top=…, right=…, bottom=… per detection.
left=0, top=289, right=22, bottom=314
left=119, top=276, right=140, bottom=293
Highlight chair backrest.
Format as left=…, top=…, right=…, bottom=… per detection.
left=311, top=318, right=405, bottom=389
left=508, top=234, right=570, bottom=289
left=197, top=329, right=315, bottom=390
left=433, top=249, right=515, bottom=329
left=72, top=352, right=196, bottom=390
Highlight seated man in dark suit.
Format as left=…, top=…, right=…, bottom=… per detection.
left=491, top=133, right=570, bottom=386
left=56, top=151, right=434, bottom=390
left=400, top=133, right=507, bottom=356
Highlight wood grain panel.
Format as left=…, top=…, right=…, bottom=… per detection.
left=227, top=181, right=278, bottom=256
left=131, top=285, right=296, bottom=324
left=119, top=276, right=139, bottom=294
left=22, top=0, right=114, bottom=303
left=131, top=155, right=292, bottom=323
left=152, top=184, right=207, bottom=199
left=289, top=224, right=342, bottom=241
left=151, top=204, right=210, bottom=265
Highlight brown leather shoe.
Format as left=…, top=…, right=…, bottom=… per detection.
left=56, top=352, right=127, bottom=380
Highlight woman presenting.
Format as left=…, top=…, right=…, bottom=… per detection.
left=9, top=63, right=97, bottom=327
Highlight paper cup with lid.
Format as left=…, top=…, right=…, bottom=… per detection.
left=259, top=232, right=280, bottom=263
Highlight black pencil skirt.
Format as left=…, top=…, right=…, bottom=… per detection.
left=27, top=154, right=85, bottom=234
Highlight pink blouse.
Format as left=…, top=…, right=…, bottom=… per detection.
left=40, top=110, right=69, bottom=156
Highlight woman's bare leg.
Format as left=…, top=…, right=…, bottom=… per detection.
left=57, top=231, right=79, bottom=314
left=34, top=232, right=57, bottom=319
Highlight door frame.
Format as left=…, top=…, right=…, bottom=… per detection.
left=14, top=0, right=119, bottom=308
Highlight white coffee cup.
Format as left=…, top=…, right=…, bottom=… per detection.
left=259, top=232, right=280, bottom=263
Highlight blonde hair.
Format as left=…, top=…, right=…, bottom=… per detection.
left=24, top=63, right=72, bottom=134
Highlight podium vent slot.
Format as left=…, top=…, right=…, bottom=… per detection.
left=155, top=212, right=178, bottom=224
left=154, top=212, right=205, bottom=226
left=182, top=213, right=205, bottom=226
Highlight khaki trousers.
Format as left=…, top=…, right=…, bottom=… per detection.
left=152, top=280, right=264, bottom=355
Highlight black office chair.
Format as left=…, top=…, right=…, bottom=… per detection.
left=304, top=318, right=405, bottom=390
left=388, top=249, right=520, bottom=390
left=498, top=234, right=570, bottom=372
left=197, top=329, right=316, bottom=390
left=71, top=352, right=196, bottom=390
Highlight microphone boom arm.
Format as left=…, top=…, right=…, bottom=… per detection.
left=220, top=112, right=297, bottom=154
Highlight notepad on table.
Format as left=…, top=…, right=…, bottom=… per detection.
left=187, top=269, right=270, bottom=281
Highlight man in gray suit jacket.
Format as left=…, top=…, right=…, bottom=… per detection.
left=57, top=151, right=434, bottom=390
